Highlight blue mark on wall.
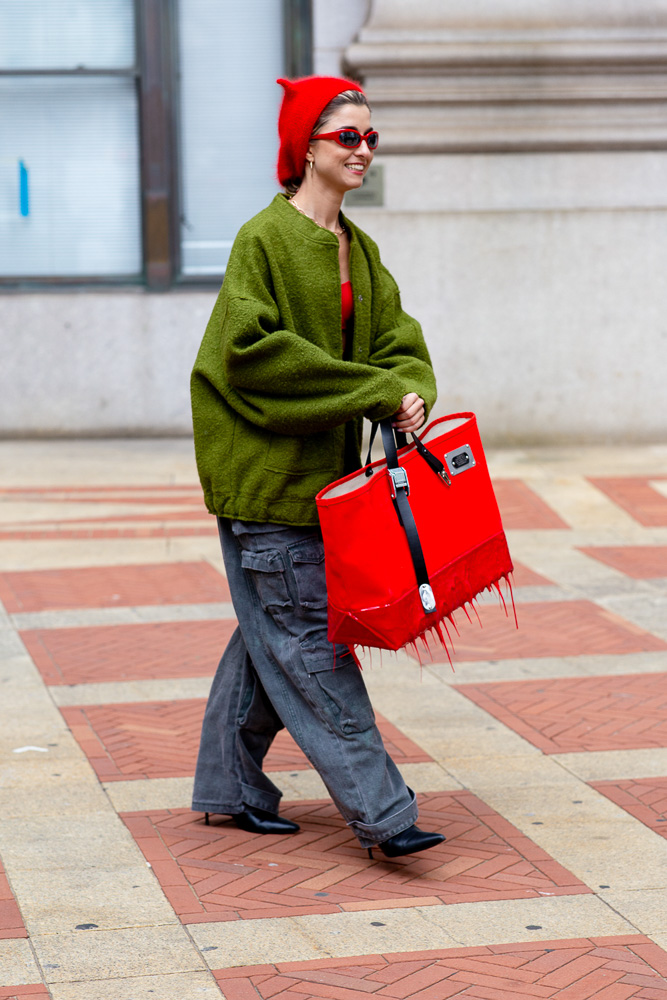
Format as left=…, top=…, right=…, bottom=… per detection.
left=19, top=160, right=29, bottom=217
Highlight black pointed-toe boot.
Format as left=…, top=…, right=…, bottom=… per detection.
left=367, top=824, right=445, bottom=859
left=232, top=805, right=300, bottom=835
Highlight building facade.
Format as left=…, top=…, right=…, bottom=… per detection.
left=2, top=0, right=666, bottom=442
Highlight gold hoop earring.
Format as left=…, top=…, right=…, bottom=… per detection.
left=309, top=159, right=314, bottom=172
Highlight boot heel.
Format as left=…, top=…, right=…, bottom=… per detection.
left=367, top=847, right=374, bottom=859
left=205, top=812, right=209, bottom=825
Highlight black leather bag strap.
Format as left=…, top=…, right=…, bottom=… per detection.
left=365, top=423, right=450, bottom=485
left=410, top=431, right=451, bottom=484
left=379, top=419, right=436, bottom=615
left=364, top=420, right=380, bottom=474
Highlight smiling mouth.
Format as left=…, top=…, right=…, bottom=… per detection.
left=346, top=164, right=365, bottom=173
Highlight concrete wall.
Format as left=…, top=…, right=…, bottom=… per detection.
left=0, top=289, right=214, bottom=436
left=348, top=152, right=667, bottom=444
left=2, top=0, right=666, bottom=442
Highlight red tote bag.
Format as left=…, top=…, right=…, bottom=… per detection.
left=315, top=412, right=515, bottom=659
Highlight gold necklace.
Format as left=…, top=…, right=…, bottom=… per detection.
left=289, top=198, right=345, bottom=237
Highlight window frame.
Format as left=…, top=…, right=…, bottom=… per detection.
left=0, top=0, right=313, bottom=291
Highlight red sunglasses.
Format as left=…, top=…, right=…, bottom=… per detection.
left=312, top=128, right=379, bottom=150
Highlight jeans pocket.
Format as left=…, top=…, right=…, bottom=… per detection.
left=288, top=536, right=327, bottom=610
left=240, top=548, right=294, bottom=612
left=310, top=661, right=376, bottom=735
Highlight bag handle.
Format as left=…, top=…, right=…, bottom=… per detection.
left=377, top=419, right=437, bottom=615
left=365, top=423, right=451, bottom=486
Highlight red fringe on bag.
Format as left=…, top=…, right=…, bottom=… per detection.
left=329, top=533, right=517, bottom=668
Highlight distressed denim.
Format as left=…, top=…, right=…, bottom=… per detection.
left=192, top=517, right=418, bottom=847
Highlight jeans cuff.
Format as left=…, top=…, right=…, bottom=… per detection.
left=191, top=800, right=243, bottom=816
left=347, top=787, right=419, bottom=849
left=241, top=781, right=282, bottom=814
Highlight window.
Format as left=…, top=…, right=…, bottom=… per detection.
left=0, top=0, right=312, bottom=287
left=0, top=0, right=141, bottom=279
left=178, top=2, right=285, bottom=276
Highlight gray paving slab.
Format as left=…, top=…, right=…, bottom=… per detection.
left=49, top=972, right=224, bottom=1000
left=0, top=938, right=43, bottom=987
left=8, top=864, right=179, bottom=934
left=191, top=895, right=637, bottom=968
left=12, top=602, right=235, bottom=630
left=31, top=925, right=206, bottom=983
left=553, top=747, right=667, bottom=780
left=0, top=814, right=146, bottom=873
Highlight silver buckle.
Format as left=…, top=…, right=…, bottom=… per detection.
left=388, top=466, right=409, bottom=498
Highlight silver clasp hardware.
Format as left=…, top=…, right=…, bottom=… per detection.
left=388, top=466, right=409, bottom=498
left=444, top=444, right=476, bottom=478
left=439, top=469, right=452, bottom=486
left=419, top=584, right=436, bottom=613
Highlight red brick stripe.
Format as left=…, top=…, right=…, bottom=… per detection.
left=0, top=561, right=230, bottom=612
left=493, top=481, right=569, bottom=530
left=456, top=673, right=667, bottom=754
left=23, top=620, right=236, bottom=686
left=60, top=703, right=432, bottom=781
left=0, top=861, right=27, bottom=940
left=578, top=546, right=667, bottom=580
left=589, top=477, right=667, bottom=527
left=0, top=989, right=51, bottom=999
left=590, top=777, right=667, bottom=839
left=411, top=601, right=666, bottom=664
left=210, top=937, right=667, bottom=1000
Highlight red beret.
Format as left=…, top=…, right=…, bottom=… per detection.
left=276, top=76, right=365, bottom=187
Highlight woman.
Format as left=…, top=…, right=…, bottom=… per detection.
left=191, top=75, right=443, bottom=859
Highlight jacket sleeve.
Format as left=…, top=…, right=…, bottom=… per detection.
left=194, top=234, right=407, bottom=436
left=366, top=263, right=437, bottom=417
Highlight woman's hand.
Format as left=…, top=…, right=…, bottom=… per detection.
left=392, top=393, right=425, bottom=434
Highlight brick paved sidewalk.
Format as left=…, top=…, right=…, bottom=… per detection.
left=1, top=438, right=667, bottom=1000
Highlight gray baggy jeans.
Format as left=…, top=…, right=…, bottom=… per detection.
left=191, top=517, right=418, bottom=848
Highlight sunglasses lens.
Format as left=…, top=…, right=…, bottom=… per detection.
left=338, top=130, right=361, bottom=147
left=366, top=132, right=379, bottom=149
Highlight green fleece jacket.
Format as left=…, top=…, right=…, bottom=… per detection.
left=191, top=193, right=436, bottom=526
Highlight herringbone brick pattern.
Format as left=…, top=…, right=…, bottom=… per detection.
left=455, top=673, right=667, bottom=754
left=211, top=936, right=667, bottom=999
left=493, top=480, right=569, bottom=530
left=590, top=777, right=667, bottom=840
left=60, top=702, right=432, bottom=781
left=589, top=477, right=667, bottom=527
left=22, top=619, right=236, bottom=685
left=121, top=792, right=589, bottom=923
left=578, top=546, right=667, bottom=579
left=0, top=561, right=230, bottom=612
left=414, top=601, right=667, bottom=663
left=0, top=859, right=27, bottom=939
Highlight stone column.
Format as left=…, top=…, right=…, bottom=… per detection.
left=341, top=0, right=667, bottom=444
left=346, top=0, right=667, bottom=151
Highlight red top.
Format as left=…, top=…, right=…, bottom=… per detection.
left=341, top=281, right=354, bottom=328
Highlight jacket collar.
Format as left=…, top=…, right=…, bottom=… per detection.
left=273, top=193, right=356, bottom=246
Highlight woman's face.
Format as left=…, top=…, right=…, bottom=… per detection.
left=307, top=103, right=374, bottom=195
